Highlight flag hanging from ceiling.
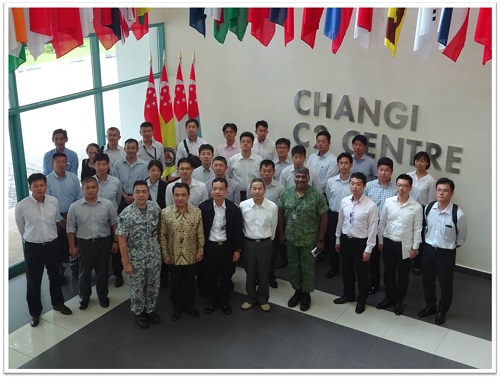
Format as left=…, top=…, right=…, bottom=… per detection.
left=331, top=8, right=353, bottom=54
left=414, top=8, right=438, bottom=59
left=132, top=8, right=150, bottom=40
left=24, top=8, right=51, bottom=61
left=301, top=8, right=324, bottom=48
left=159, top=60, right=177, bottom=176
left=188, top=60, right=202, bottom=137
left=474, top=8, right=492, bottom=65
left=144, top=64, right=162, bottom=142
left=269, top=8, right=294, bottom=46
left=50, top=8, right=84, bottom=58
left=8, top=8, right=28, bottom=72
left=248, top=8, right=276, bottom=47
left=214, top=9, right=229, bottom=43
left=93, top=8, right=119, bottom=50
left=205, top=8, right=222, bottom=21
left=438, top=8, right=470, bottom=62
left=324, top=8, right=341, bottom=40
left=384, top=8, right=407, bottom=57
left=227, top=8, right=249, bottom=41
left=354, top=8, right=373, bottom=50
left=174, top=60, right=189, bottom=141
left=190, top=8, right=207, bottom=37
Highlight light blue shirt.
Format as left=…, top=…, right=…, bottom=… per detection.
left=351, top=154, right=377, bottom=182
left=46, top=171, right=83, bottom=214
left=111, top=157, right=148, bottom=194
left=307, top=151, right=339, bottom=193
left=43, top=147, right=79, bottom=176
left=325, top=174, right=351, bottom=212
left=364, top=179, right=397, bottom=217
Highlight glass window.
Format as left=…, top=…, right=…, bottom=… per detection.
left=15, top=38, right=93, bottom=106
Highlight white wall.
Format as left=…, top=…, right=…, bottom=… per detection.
left=150, top=8, right=492, bottom=273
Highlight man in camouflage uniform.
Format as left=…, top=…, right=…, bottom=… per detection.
left=278, top=167, right=328, bottom=312
left=116, top=180, right=162, bottom=329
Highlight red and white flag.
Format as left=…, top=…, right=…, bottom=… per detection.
left=174, top=60, right=189, bottom=141
left=474, top=8, right=492, bottom=65
left=144, top=64, right=162, bottom=142
left=188, top=60, right=202, bottom=136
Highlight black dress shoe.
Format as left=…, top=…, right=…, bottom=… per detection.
left=376, top=299, right=395, bottom=310
left=333, top=296, right=355, bottom=304
left=114, top=276, right=124, bottom=288
left=287, top=290, right=302, bottom=308
left=368, top=285, right=379, bottom=295
left=221, top=305, right=232, bottom=315
left=394, top=302, right=404, bottom=316
left=325, top=270, right=338, bottom=279
left=53, top=304, right=73, bottom=315
left=79, top=299, right=89, bottom=310
left=300, top=292, right=311, bottom=312
left=275, top=260, right=287, bottom=269
left=136, top=314, right=149, bottom=328
left=435, top=311, right=447, bottom=325
left=146, top=311, right=162, bottom=324
left=99, top=297, right=110, bottom=308
left=205, top=305, right=216, bottom=315
left=30, top=316, right=40, bottom=327
left=171, top=309, right=181, bottom=321
left=269, top=278, right=278, bottom=288
left=355, top=301, right=366, bottom=314
left=418, top=307, right=437, bottom=318
left=187, top=308, right=201, bottom=319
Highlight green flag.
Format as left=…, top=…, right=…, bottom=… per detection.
left=9, top=43, right=26, bottom=73
left=227, top=8, right=248, bottom=41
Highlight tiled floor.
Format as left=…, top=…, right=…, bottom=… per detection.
left=8, top=258, right=493, bottom=371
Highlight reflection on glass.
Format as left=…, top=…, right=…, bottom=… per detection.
left=15, top=38, right=93, bottom=106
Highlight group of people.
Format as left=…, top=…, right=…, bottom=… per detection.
left=15, top=119, right=467, bottom=329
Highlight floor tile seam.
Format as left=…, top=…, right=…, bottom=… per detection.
left=9, top=346, right=34, bottom=362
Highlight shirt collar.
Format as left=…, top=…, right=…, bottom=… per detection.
left=213, top=199, right=226, bottom=209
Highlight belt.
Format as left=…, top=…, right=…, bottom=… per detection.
left=245, top=237, right=271, bottom=243
left=79, top=236, right=111, bottom=242
left=424, top=242, right=454, bottom=252
left=342, top=234, right=367, bottom=241
left=25, top=239, right=56, bottom=246
left=385, top=238, right=402, bottom=245
left=208, top=240, right=227, bottom=246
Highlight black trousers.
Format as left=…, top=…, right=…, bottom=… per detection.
left=170, top=264, right=197, bottom=310
left=269, top=230, right=280, bottom=280
left=24, top=240, right=65, bottom=316
left=244, top=238, right=273, bottom=305
left=382, top=238, right=411, bottom=303
left=326, top=210, right=340, bottom=272
left=369, top=236, right=381, bottom=287
left=422, top=243, right=456, bottom=312
left=205, top=241, right=234, bottom=307
left=78, top=237, right=112, bottom=300
left=340, top=235, right=369, bottom=301
left=56, top=221, right=70, bottom=274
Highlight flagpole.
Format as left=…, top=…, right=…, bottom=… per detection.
left=149, top=52, right=152, bottom=65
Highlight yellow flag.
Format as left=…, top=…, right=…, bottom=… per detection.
left=384, top=8, right=407, bottom=57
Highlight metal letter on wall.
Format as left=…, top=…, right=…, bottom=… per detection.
left=294, top=90, right=311, bottom=115
left=293, top=122, right=310, bottom=147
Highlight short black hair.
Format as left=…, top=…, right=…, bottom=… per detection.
left=198, top=144, right=214, bottom=155
left=436, top=177, right=455, bottom=192
left=212, top=156, right=228, bottom=166
left=81, top=176, right=98, bottom=186
left=255, top=120, right=268, bottom=130
left=147, top=159, right=164, bottom=172
left=52, top=129, right=68, bottom=140
left=222, top=123, right=237, bottom=133
left=94, top=153, right=110, bottom=164
left=185, top=118, right=199, bottom=128
left=414, top=151, right=431, bottom=170
left=291, top=145, right=306, bottom=157
left=275, top=138, right=291, bottom=149
left=260, top=160, right=275, bottom=170
left=124, top=138, right=139, bottom=148
left=316, top=130, right=331, bottom=142
left=133, top=180, right=149, bottom=191
left=172, top=182, right=190, bottom=194
left=250, top=178, right=265, bottom=187
left=396, top=173, right=413, bottom=186
left=337, top=152, right=353, bottom=163
left=377, top=157, right=393, bottom=170
left=28, top=173, right=46, bottom=185
left=350, top=172, right=367, bottom=185
left=140, top=121, right=153, bottom=129
left=177, top=157, right=194, bottom=168
left=240, top=131, right=255, bottom=142
left=86, top=143, right=100, bottom=153
left=294, top=166, right=310, bottom=176
left=352, top=134, right=368, bottom=146
left=212, top=177, right=228, bottom=188
left=52, top=152, right=67, bottom=161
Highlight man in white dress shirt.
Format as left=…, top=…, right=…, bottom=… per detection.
left=376, top=174, right=422, bottom=316
left=240, top=178, right=278, bottom=312
left=252, top=120, right=277, bottom=161
left=307, top=130, right=338, bottom=194
left=215, top=123, right=241, bottom=160
left=192, top=144, right=215, bottom=183
left=176, top=119, right=207, bottom=165
left=137, top=122, right=166, bottom=169
left=102, top=127, right=125, bottom=168
left=334, top=172, right=378, bottom=315
left=166, top=158, right=208, bottom=207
